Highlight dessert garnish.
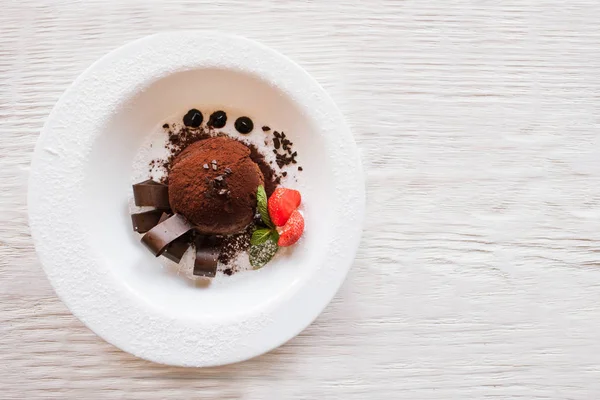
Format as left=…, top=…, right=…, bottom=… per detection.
left=276, top=210, right=305, bottom=247
left=193, top=236, right=219, bottom=278
left=131, top=209, right=164, bottom=233
left=208, top=111, right=227, bottom=128
left=267, top=187, right=301, bottom=227
left=272, top=131, right=298, bottom=168
left=248, top=186, right=304, bottom=269
left=141, top=213, right=193, bottom=256
left=183, top=109, right=203, bottom=128
left=234, top=116, right=254, bottom=134
left=132, top=179, right=170, bottom=209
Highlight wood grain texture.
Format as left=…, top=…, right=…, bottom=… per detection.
left=2, top=0, right=600, bottom=398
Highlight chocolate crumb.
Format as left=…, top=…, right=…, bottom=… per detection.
left=298, top=166, right=303, bottom=171
left=282, top=171, right=287, bottom=177
left=262, top=126, right=271, bottom=132
left=273, top=138, right=280, bottom=149
left=162, top=123, right=169, bottom=129
left=218, top=224, right=253, bottom=264
left=224, top=268, right=233, bottom=276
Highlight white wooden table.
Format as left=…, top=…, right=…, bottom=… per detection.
left=2, top=1, right=600, bottom=398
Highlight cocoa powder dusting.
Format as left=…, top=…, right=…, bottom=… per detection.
left=168, top=138, right=264, bottom=236
left=244, top=141, right=280, bottom=197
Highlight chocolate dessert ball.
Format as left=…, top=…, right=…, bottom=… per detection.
left=168, top=137, right=264, bottom=235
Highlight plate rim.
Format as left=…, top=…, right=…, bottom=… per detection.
left=28, top=31, right=365, bottom=367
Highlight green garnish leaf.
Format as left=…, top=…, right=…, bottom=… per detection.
left=251, top=228, right=272, bottom=246
left=256, top=185, right=274, bottom=228
left=249, top=237, right=279, bottom=269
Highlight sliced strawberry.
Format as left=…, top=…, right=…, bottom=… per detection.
left=277, top=210, right=304, bottom=247
left=268, top=187, right=301, bottom=227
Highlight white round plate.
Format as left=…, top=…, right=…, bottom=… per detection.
left=28, top=32, right=365, bottom=367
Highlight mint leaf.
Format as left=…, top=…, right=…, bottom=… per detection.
left=251, top=228, right=272, bottom=245
left=270, top=229, right=279, bottom=242
left=256, top=185, right=274, bottom=228
left=249, top=237, right=278, bottom=269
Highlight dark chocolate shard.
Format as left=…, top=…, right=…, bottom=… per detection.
left=132, top=179, right=170, bottom=209
left=192, top=235, right=219, bottom=277
left=193, top=246, right=219, bottom=278
left=141, top=213, right=193, bottom=256
left=163, top=238, right=190, bottom=264
left=131, top=210, right=164, bottom=233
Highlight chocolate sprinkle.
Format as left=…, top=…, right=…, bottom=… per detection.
left=269, top=130, right=299, bottom=170
left=262, top=126, right=271, bottom=132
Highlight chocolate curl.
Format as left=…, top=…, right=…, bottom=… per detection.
left=132, top=179, right=170, bottom=209
left=131, top=210, right=164, bottom=233
left=141, top=213, right=193, bottom=256
left=193, top=236, right=219, bottom=278
left=139, top=213, right=190, bottom=264
left=163, top=239, right=191, bottom=264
